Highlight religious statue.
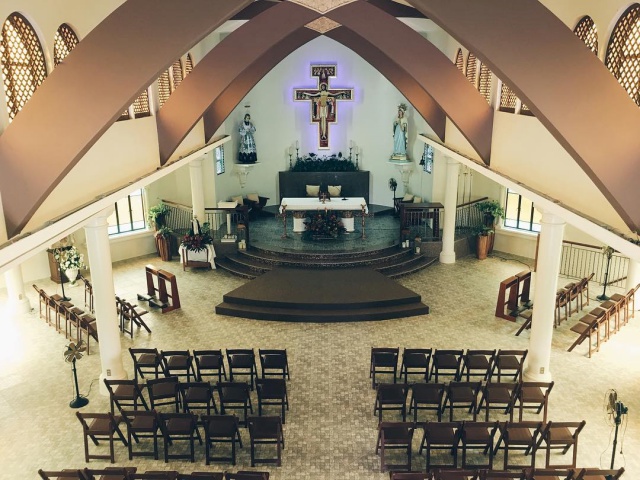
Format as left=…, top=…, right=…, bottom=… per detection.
left=391, top=103, right=409, bottom=161
left=238, top=113, right=257, bottom=163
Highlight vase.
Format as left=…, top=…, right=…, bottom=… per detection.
left=156, top=236, right=172, bottom=261
left=476, top=235, right=490, bottom=260
left=65, top=268, right=79, bottom=285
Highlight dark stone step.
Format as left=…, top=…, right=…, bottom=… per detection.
left=385, top=256, right=439, bottom=279
left=214, top=257, right=257, bottom=280
left=223, top=254, right=272, bottom=274
left=247, top=243, right=401, bottom=261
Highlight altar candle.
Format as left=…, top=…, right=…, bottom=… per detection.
left=350, top=140, right=354, bottom=148
left=296, top=140, right=299, bottom=148
left=288, top=146, right=293, bottom=155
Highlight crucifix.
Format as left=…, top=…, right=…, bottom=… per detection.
left=294, top=64, right=353, bottom=149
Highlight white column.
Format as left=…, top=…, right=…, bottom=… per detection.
left=439, top=157, right=460, bottom=264
left=84, top=208, right=126, bottom=395
left=524, top=210, right=565, bottom=382
left=625, top=259, right=640, bottom=293
left=189, top=158, right=206, bottom=223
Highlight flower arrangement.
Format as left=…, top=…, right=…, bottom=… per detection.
left=304, top=210, right=346, bottom=238
left=291, top=152, right=357, bottom=172
left=53, top=246, right=85, bottom=270
left=181, top=222, right=213, bottom=252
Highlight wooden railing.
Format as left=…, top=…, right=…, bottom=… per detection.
left=560, top=240, right=628, bottom=288
left=162, top=200, right=249, bottom=243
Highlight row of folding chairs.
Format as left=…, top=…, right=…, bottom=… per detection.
left=568, top=284, right=638, bottom=358
left=104, top=378, right=289, bottom=426
left=76, top=411, right=284, bottom=467
left=555, top=274, right=594, bottom=326
left=116, top=296, right=152, bottom=338
left=33, top=284, right=99, bottom=353
left=39, top=468, right=270, bottom=480
left=376, top=420, right=586, bottom=473
left=129, top=348, right=290, bottom=388
left=374, top=380, right=553, bottom=423
left=390, top=466, right=624, bottom=479
left=371, top=348, right=529, bottom=387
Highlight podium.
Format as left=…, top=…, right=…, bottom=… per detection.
left=140, top=265, right=181, bottom=313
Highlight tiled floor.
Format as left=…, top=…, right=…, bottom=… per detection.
left=0, top=250, right=638, bottom=479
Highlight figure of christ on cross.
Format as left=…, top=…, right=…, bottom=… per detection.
left=294, top=64, right=353, bottom=149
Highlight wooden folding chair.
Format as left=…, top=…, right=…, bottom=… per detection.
left=399, top=348, right=432, bottom=383
left=37, top=471, right=84, bottom=480
left=247, top=416, right=284, bottom=467
left=76, top=412, right=128, bottom=463
left=460, top=349, right=496, bottom=382
left=419, top=421, right=462, bottom=471
left=371, top=347, right=400, bottom=388
left=193, top=349, right=227, bottom=384
left=477, top=382, right=518, bottom=422
left=574, top=468, right=624, bottom=479
left=537, top=421, right=586, bottom=469
left=516, top=382, right=553, bottom=422
left=460, top=421, right=498, bottom=469
left=376, top=421, right=414, bottom=472
left=493, top=421, right=543, bottom=470
left=429, top=350, right=463, bottom=383
left=202, top=414, right=243, bottom=465
left=409, top=383, right=445, bottom=423
left=375, top=383, right=409, bottom=423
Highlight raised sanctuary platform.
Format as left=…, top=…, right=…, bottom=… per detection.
left=215, top=267, right=430, bottom=322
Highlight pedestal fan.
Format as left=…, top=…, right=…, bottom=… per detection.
left=606, top=389, right=628, bottom=469
left=64, top=341, right=89, bottom=408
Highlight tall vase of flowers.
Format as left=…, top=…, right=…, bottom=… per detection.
left=53, top=246, right=85, bottom=285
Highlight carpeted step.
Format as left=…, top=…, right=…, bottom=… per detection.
left=214, top=257, right=257, bottom=279
left=215, top=301, right=429, bottom=322
left=385, top=256, right=439, bottom=279
left=247, top=244, right=402, bottom=262
left=223, top=253, right=272, bottom=274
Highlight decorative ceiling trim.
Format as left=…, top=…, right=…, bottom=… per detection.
left=305, top=17, right=341, bottom=33
left=288, top=0, right=357, bottom=14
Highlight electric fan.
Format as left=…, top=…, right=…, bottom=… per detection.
left=64, top=341, right=89, bottom=409
left=605, top=389, right=628, bottom=469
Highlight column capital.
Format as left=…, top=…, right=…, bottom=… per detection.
left=445, top=155, right=459, bottom=166
left=539, top=210, right=566, bottom=226
left=189, top=157, right=204, bottom=168
left=85, top=207, right=115, bottom=229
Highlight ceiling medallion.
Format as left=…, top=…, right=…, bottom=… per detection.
left=305, top=17, right=341, bottom=34
left=288, top=0, right=357, bottom=14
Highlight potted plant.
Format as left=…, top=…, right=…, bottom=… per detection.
left=53, top=246, right=85, bottom=284
left=181, top=222, right=213, bottom=252
left=475, top=200, right=505, bottom=253
left=155, top=226, right=173, bottom=261
left=473, top=225, right=494, bottom=260
left=147, top=202, right=171, bottom=230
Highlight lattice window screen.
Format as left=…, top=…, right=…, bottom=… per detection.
left=499, top=82, right=518, bottom=112
left=184, top=53, right=194, bottom=76
left=158, top=70, right=171, bottom=107
left=117, top=109, right=130, bottom=121
left=171, top=59, right=183, bottom=90
left=455, top=48, right=464, bottom=74
left=0, top=13, right=48, bottom=121
left=53, top=23, right=79, bottom=66
left=605, top=4, right=640, bottom=106
left=466, top=52, right=477, bottom=87
left=574, top=15, right=598, bottom=55
left=520, top=102, right=534, bottom=116
left=478, top=62, right=492, bottom=104
left=133, top=88, right=150, bottom=118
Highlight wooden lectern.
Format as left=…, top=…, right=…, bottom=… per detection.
left=142, top=264, right=181, bottom=313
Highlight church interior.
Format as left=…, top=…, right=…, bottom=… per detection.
left=1, top=1, right=639, bottom=479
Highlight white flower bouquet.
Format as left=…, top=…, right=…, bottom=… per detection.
left=54, top=246, right=85, bottom=270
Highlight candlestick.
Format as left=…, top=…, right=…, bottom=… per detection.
left=289, top=153, right=292, bottom=170
left=350, top=140, right=354, bottom=148
left=355, top=151, right=359, bottom=170
left=296, top=140, right=299, bottom=149
left=349, top=146, right=353, bottom=161
left=296, top=146, right=299, bottom=160
left=288, top=146, right=293, bottom=155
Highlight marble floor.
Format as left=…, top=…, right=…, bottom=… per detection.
left=0, top=250, right=638, bottom=479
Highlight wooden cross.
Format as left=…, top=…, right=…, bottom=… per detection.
left=294, top=64, right=353, bottom=149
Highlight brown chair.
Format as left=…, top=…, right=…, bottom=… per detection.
left=159, top=412, right=202, bottom=462
left=179, top=382, right=219, bottom=415
left=429, top=349, right=464, bottom=383
left=227, top=349, right=258, bottom=390
left=258, top=349, right=290, bottom=380
left=390, top=474, right=431, bottom=480
left=555, top=289, right=569, bottom=326
left=516, top=382, right=554, bottom=422
left=130, top=472, right=178, bottom=480
left=120, top=299, right=151, bottom=336
left=129, top=348, right=166, bottom=382
left=443, top=382, right=481, bottom=421
left=193, top=349, right=227, bottom=384
left=76, top=412, right=128, bottom=463
left=147, top=377, right=180, bottom=412
left=409, top=383, right=445, bottom=423
left=610, top=284, right=638, bottom=324
left=524, top=468, right=575, bottom=480
left=564, top=282, right=581, bottom=316
left=122, top=409, right=160, bottom=460
left=399, top=348, right=432, bottom=383
left=489, top=350, right=527, bottom=382
left=83, top=467, right=137, bottom=480
left=218, top=381, right=253, bottom=427
left=376, top=421, right=415, bottom=472
left=375, top=383, right=409, bottom=423
left=477, top=382, right=518, bottom=422
left=433, top=470, right=479, bottom=480
left=578, top=273, right=595, bottom=310
left=419, top=421, right=462, bottom=471
left=461, top=349, right=496, bottom=382
left=202, top=414, right=243, bottom=465
left=79, top=273, right=94, bottom=312
left=479, top=471, right=526, bottom=480
left=37, top=471, right=85, bottom=480
left=104, top=379, right=149, bottom=414
left=371, top=347, right=400, bottom=388
left=567, top=315, right=600, bottom=358
left=247, top=416, right=284, bottom=467
left=493, top=421, right=543, bottom=470
left=537, top=421, right=586, bottom=469
left=225, top=473, right=269, bottom=480
left=178, top=474, right=224, bottom=480
left=78, top=313, right=98, bottom=354
left=574, top=468, right=624, bottom=479
left=256, top=378, right=288, bottom=424
left=459, top=421, right=498, bottom=469
left=161, top=350, right=196, bottom=382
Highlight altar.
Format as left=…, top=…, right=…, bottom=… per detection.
left=280, top=197, right=368, bottom=233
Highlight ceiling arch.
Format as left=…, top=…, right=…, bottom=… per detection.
left=407, top=0, right=640, bottom=230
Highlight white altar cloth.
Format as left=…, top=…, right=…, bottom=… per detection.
left=179, top=244, right=216, bottom=269
left=280, top=197, right=367, bottom=233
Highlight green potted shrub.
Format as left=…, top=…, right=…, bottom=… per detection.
left=473, top=224, right=494, bottom=260
left=147, top=202, right=171, bottom=230
left=475, top=200, right=505, bottom=254
left=155, top=226, right=173, bottom=261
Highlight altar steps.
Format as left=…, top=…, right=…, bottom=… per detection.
left=215, top=268, right=429, bottom=322
left=214, top=245, right=437, bottom=279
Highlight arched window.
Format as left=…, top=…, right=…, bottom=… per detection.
left=466, top=52, right=477, bottom=87
left=477, top=62, right=492, bottom=104
left=499, top=82, right=518, bottom=113
left=455, top=48, right=464, bottom=74
left=158, top=70, right=171, bottom=107
left=171, top=59, right=183, bottom=89
left=574, top=15, right=598, bottom=55
left=0, top=13, right=47, bottom=121
left=132, top=88, right=150, bottom=118
left=605, top=4, right=640, bottom=106
left=184, top=53, right=194, bottom=76
left=53, top=23, right=79, bottom=65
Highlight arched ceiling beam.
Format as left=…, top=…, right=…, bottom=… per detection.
left=0, top=0, right=252, bottom=238
left=325, top=26, right=446, bottom=139
left=407, top=0, right=640, bottom=230
left=157, top=2, right=321, bottom=163
left=203, top=28, right=320, bottom=142
left=327, top=1, right=494, bottom=163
